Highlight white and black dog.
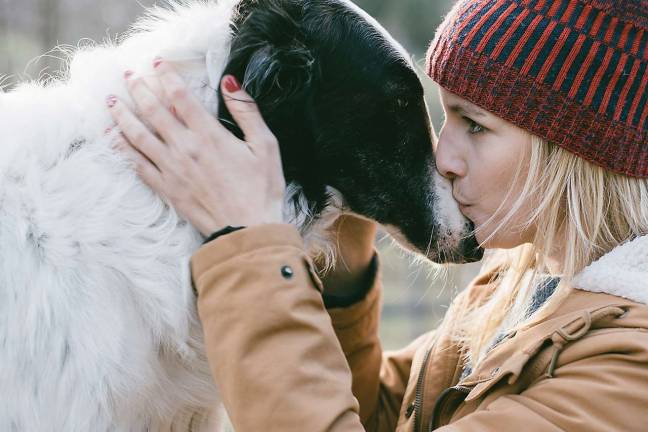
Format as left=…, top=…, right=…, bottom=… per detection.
left=0, top=0, right=482, bottom=430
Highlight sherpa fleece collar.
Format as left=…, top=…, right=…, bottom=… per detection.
left=573, top=235, right=648, bottom=305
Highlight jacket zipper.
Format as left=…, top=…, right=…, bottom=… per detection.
left=413, top=347, right=433, bottom=432
left=428, top=385, right=470, bottom=431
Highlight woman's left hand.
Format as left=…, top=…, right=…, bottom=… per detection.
left=106, top=59, right=286, bottom=237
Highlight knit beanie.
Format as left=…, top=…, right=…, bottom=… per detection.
left=427, top=0, right=648, bottom=177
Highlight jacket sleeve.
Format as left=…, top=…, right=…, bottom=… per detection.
left=439, top=330, right=648, bottom=432
left=326, top=259, right=425, bottom=431
left=191, top=223, right=365, bottom=431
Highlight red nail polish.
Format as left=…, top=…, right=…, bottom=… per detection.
left=223, top=75, right=241, bottom=93
left=106, top=95, right=117, bottom=107
left=124, top=70, right=134, bottom=79
left=153, top=57, right=162, bottom=68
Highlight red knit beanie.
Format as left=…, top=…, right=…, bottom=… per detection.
left=427, top=0, right=648, bottom=177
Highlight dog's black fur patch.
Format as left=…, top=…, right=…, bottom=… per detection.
left=220, top=0, right=482, bottom=262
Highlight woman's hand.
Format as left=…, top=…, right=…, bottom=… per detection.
left=106, top=59, right=286, bottom=237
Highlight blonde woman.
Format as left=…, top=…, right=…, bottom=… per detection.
left=109, top=0, right=648, bottom=430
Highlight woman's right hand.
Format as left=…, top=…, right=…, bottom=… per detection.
left=318, top=214, right=378, bottom=299
left=108, top=63, right=285, bottom=237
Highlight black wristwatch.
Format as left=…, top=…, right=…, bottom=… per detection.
left=321, top=253, right=378, bottom=308
left=202, top=225, right=246, bottom=245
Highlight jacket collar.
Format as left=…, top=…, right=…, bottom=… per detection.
left=573, top=235, right=648, bottom=305
left=459, top=293, right=629, bottom=400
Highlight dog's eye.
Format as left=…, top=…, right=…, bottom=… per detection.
left=396, top=98, right=409, bottom=109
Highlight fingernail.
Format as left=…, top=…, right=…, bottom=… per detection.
left=106, top=95, right=117, bottom=107
left=153, top=56, right=163, bottom=68
left=104, top=126, right=113, bottom=135
left=223, top=75, right=241, bottom=93
left=124, top=70, right=134, bottom=79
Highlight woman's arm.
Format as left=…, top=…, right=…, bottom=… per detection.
left=191, top=223, right=366, bottom=431
left=318, top=215, right=378, bottom=306
left=107, top=60, right=417, bottom=431
left=107, top=61, right=286, bottom=235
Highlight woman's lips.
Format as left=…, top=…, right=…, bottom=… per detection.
left=453, top=191, right=474, bottom=218
left=453, top=190, right=471, bottom=206
left=458, top=203, right=474, bottom=220
left=454, top=196, right=471, bottom=208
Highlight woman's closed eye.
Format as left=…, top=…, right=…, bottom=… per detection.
left=463, top=116, right=485, bottom=134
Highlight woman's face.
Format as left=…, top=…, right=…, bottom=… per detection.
left=435, top=88, right=534, bottom=249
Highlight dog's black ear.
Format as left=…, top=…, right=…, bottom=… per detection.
left=225, top=0, right=315, bottom=107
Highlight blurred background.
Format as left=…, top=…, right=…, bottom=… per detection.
left=0, top=0, right=481, bottom=350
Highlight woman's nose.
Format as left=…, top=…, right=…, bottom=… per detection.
left=435, top=128, right=467, bottom=179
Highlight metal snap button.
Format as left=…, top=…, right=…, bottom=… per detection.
left=281, top=265, right=294, bottom=279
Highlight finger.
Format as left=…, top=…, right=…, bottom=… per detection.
left=125, top=73, right=186, bottom=145
left=107, top=95, right=171, bottom=170
left=154, top=59, right=223, bottom=136
left=220, top=75, right=277, bottom=151
left=112, top=132, right=165, bottom=192
left=137, top=74, right=186, bottom=126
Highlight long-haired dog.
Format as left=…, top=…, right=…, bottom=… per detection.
left=0, top=0, right=482, bottom=430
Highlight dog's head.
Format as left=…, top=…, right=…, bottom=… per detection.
left=219, top=0, right=483, bottom=263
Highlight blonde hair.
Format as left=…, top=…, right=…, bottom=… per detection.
left=458, top=135, right=648, bottom=367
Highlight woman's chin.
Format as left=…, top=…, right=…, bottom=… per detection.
left=474, top=233, right=491, bottom=249
left=474, top=229, right=507, bottom=250
left=478, top=235, right=530, bottom=251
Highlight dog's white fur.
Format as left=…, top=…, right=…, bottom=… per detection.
left=0, top=0, right=467, bottom=430
left=0, top=1, right=244, bottom=430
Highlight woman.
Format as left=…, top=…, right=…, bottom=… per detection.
left=108, top=0, right=648, bottom=430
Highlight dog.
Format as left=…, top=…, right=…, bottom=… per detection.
left=0, top=0, right=482, bottom=430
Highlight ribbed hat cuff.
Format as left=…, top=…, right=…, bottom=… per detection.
left=427, top=37, right=648, bottom=178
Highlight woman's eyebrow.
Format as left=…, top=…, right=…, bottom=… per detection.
left=448, top=103, right=487, bottom=118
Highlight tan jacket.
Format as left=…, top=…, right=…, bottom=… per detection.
left=191, top=224, right=648, bottom=431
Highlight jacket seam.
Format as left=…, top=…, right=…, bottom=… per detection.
left=330, top=293, right=381, bottom=330
left=194, top=244, right=309, bottom=284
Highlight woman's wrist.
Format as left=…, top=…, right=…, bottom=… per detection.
left=322, top=252, right=378, bottom=308
left=202, top=225, right=246, bottom=245
left=318, top=215, right=377, bottom=300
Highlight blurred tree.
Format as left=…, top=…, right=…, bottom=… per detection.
left=37, top=0, right=61, bottom=77
left=355, top=0, right=453, bottom=55
left=1, top=0, right=156, bottom=85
